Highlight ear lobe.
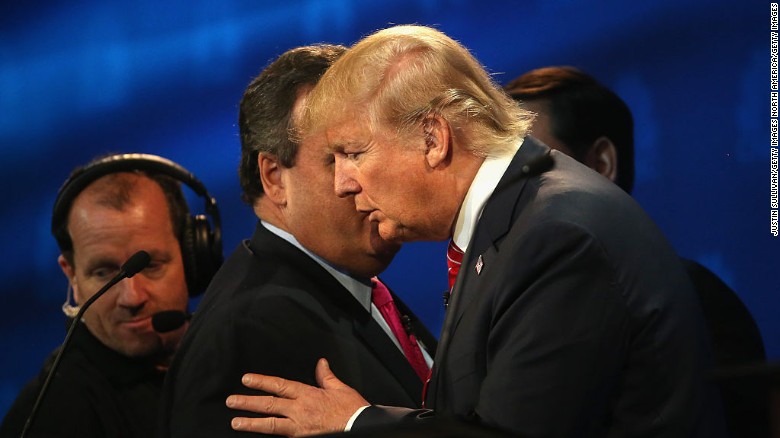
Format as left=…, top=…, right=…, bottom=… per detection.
left=423, top=114, right=451, bottom=168
left=58, top=254, right=80, bottom=303
left=585, top=136, right=618, bottom=183
left=257, top=153, right=286, bottom=205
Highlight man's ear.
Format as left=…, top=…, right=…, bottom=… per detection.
left=58, top=254, right=80, bottom=303
left=584, top=136, right=618, bottom=183
left=423, top=114, right=452, bottom=169
left=258, top=153, right=286, bottom=206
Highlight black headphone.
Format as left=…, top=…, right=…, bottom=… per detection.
left=51, top=153, right=223, bottom=297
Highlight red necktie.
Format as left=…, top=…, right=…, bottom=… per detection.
left=371, top=277, right=430, bottom=381
left=446, top=240, right=465, bottom=290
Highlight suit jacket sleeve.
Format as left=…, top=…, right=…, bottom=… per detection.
left=475, top=221, right=630, bottom=435
left=352, top=405, right=437, bottom=430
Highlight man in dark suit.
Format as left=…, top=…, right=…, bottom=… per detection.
left=504, top=65, right=768, bottom=437
left=157, top=44, right=436, bottom=437
left=224, top=25, right=727, bottom=437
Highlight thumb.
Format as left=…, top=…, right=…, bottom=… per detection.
left=315, top=358, right=346, bottom=389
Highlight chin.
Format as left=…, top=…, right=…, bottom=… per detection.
left=115, top=337, right=163, bottom=359
left=370, top=237, right=401, bottom=255
left=376, top=225, right=407, bottom=246
left=350, top=261, right=392, bottom=279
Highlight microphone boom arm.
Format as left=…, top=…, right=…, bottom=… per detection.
left=19, top=250, right=150, bottom=438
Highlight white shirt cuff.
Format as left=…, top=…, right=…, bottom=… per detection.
left=344, top=405, right=371, bottom=431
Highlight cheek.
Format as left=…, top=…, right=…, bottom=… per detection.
left=290, top=184, right=333, bottom=221
left=358, top=167, right=394, bottom=201
left=382, top=171, right=419, bottom=204
left=80, top=292, right=116, bottom=328
left=318, top=195, right=363, bottom=231
left=365, top=151, right=419, bottom=193
left=156, top=289, right=188, bottom=310
left=154, top=269, right=188, bottom=308
left=72, top=277, right=101, bottom=305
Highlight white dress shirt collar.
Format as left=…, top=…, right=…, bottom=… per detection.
left=451, top=138, right=524, bottom=251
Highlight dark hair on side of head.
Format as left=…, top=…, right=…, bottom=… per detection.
left=53, top=161, right=189, bottom=266
left=505, top=66, right=635, bottom=193
left=238, top=44, right=347, bottom=206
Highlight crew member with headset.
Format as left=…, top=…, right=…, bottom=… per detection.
left=0, top=153, right=222, bottom=438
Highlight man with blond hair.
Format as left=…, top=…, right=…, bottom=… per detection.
left=226, top=26, right=727, bottom=437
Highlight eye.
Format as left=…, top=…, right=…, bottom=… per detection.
left=141, top=253, right=173, bottom=279
left=145, top=261, right=163, bottom=272
left=91, top=266, right=119, bottom=280
left=139, top=259, right=167, bottom=279
left=346, top=152, right=361, bottom=161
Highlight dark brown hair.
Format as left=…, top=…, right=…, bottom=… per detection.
left=505, top=66, right=635, bottom=193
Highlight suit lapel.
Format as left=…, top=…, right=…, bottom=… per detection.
left=355, top=281, right=433, bottom=403
left=392, top=291, right=438, bottom=355
left=428, top=137, right=551, bottom=406
left=351, top=313, right=424, bottom=403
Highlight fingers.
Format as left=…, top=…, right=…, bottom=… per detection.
left=315, top=358, right=332, bottom=387
left=240, top=373, right=299, bottom=399
left=227, top=396, right=297, bottom=436
left=315, top=358, right=345, bottom=390
left=227, top=361, right=369, bottom=437
left=230, top=416, right=294, bottom=436
left=226, top=394, right=292, bottom=417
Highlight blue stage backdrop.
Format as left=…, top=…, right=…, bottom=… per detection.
left=0, top=0, right=773, bottom=419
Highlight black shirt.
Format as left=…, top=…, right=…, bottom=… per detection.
left=0, top=323, right=165, bottom=438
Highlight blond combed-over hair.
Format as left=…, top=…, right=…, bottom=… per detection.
left=301, top=25, right=534, bottom=157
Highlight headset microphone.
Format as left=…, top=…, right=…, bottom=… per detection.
left=152, top=310, right=192, bottom=333
left=20, top=251, right=151, bottom=438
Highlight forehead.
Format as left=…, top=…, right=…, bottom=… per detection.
left=298, top=127, right=329, bottom=151
left=321, top=112, right=394, bottom=153
left=69, top=205, right=178, bottom=268
left=69, top=176, right=174, bottom=237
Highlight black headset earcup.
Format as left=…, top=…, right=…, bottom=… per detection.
left=181, top=214, right=221, bottom=297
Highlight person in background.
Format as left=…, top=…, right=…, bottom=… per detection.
left=505, top=65, right=769, bottom=438
left=157, top=44, right=436, bottom=437
left=1, top=153, right=221, bottom=437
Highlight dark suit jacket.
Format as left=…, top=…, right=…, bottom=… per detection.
left=158, top=222, right=435, bottom=437
left=683, top=259, right=768, bottom=437
left=357, top=137, right=726, bottom=437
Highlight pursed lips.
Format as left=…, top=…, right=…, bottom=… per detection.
left=119, top=316, right=152, bottom=331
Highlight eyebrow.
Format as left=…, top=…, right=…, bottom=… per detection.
left=325, top=142, right=343, bottom=154
left=81, top=256, right=120, bottom=274
left=326, top=140, right=360, bottom=154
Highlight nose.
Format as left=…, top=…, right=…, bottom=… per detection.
left=334, top=156, right=361, bottom=198
left=115, top=276, right=149, bottom=314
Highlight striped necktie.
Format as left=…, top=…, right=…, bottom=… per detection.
left=371, top=277, right=430, bottom=381
left=446, top=239, right=465, bottom=290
